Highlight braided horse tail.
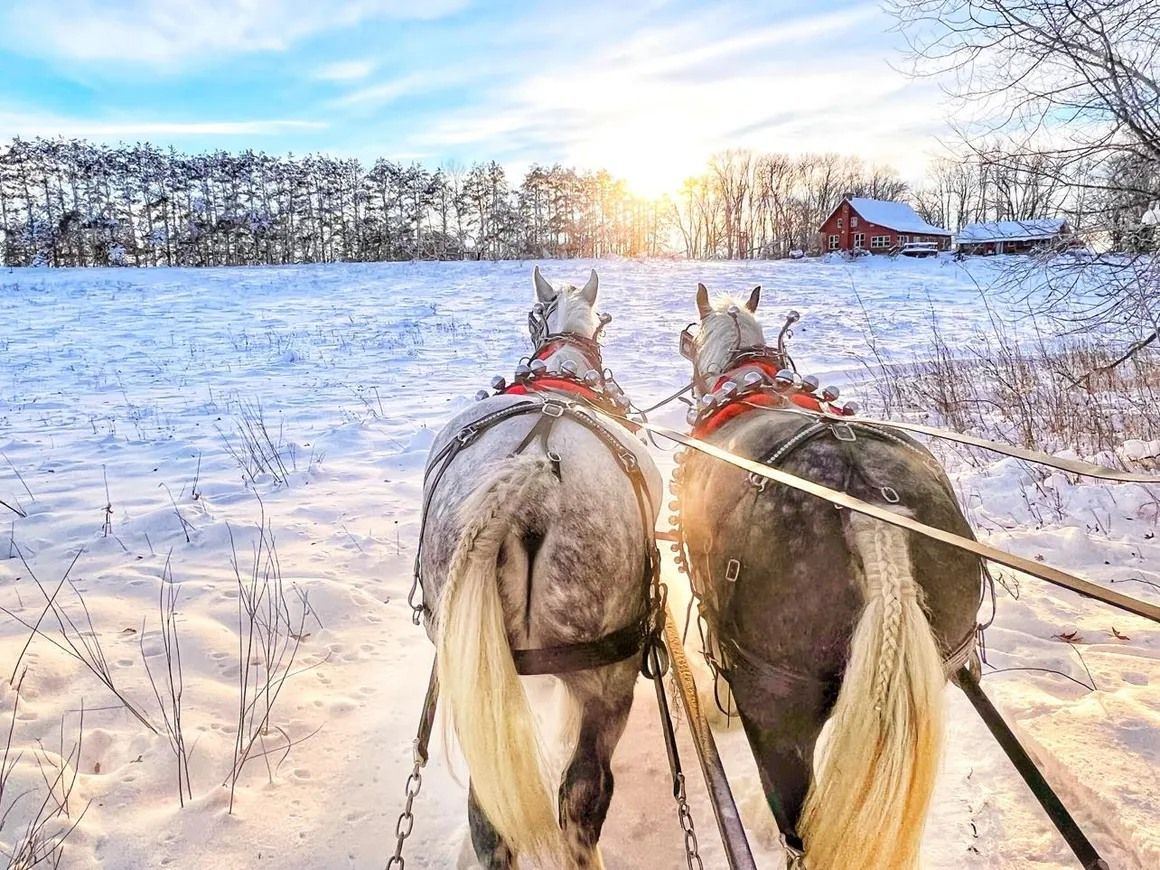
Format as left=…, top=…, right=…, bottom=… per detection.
left=799, top=512, right=946, bottom=870
left=436, top=455, right=565, bottom=865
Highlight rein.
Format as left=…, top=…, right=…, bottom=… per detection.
left=634, top=417, right=1160, bottom=625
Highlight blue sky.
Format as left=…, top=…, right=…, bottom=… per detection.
left=0, top=0, right=952, bottom=195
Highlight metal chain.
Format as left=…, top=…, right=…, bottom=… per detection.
left=386, top=665, right=439, bottom=870
left=385, top=740, right=426, bottom=869
left=674, top=772, right=704, bottom=870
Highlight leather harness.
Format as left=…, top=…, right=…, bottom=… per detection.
left=676, top=358, right=982, bottom=712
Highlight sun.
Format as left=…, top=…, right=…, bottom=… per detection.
left=574, top=124, right=702, bottom=201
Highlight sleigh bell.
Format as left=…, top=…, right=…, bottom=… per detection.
left=822, top=385, right=840, bottom=403
left=801, top=374, right=819, bottom=394
left=841, top=400, right=861, bottom=416
left=515, top=363, right=532, bottom=380
left=774, top=369, right=795, bottom=387
left=686, top=408, right=700, bottom=426
left=743, top=371, right=764, bottom=388
left=474, top=390, right=489, bottom=401
left=561, top=359, right=579, bottom=376
left=719, top=380, right=738, bottom=399
left=530, top=359, right=547, bottom=374
left=700, top=394, right=718, bottom=409
left=583, top=369, right=601, bottom=386
left=490, top=375, right=507, bottom=391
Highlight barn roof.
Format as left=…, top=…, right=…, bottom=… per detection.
left=846, top=197, right=951, bottom=236
left=956, top=218, right=1068, bottom=244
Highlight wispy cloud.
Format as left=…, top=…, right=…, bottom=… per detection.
left=314, top=59, right=377, bottom=82
left=0, top=109, right=326, bottom=140
left=329, top=74, right=433, bottom=109
left=393, top=5, right=945, bottom=191
left=0, top=0, right=468, bottom=67
left=0, top=0, right=954, bottom=190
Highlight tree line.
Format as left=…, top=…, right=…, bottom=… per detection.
left=0, top=137, right=924, bottom=267
left=2, top=133, right=1154, bottom=268
left=0, top=138, right=672, bottom=267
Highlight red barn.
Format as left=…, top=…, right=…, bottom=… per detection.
left=817, top=196, right=952, bottom=254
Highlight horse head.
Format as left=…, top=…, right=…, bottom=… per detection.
left=528, top=266, right=610, bottom=379
left=683, top=282, right=766, bottom=395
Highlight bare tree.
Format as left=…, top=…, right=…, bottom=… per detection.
left=891, top=0, right=1160, bottom=338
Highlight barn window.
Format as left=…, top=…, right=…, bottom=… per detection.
left=853, top=233, right=865, bottom=249
left=828, top=234, right=839, bottom=250
left=837, top=218, right=844, bottom=229
left=898, top=235, right=909, bottom=244
left=851, top=217, right=859, bottom=228
left=871, top=235, right=890, bottom=248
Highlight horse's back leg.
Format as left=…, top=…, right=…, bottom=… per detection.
left=737, top=681, right=831, bottom=853
left=468, top=783, right=516, bottom=869
left=558, top=660, right=637, bottom=869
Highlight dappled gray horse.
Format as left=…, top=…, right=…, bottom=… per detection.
left=674, top=285, right=981, bottom=870
left=416, top=268, right=661, bottom=869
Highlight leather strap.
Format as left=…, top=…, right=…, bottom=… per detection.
left=625, top=418, right=1160, bottom=625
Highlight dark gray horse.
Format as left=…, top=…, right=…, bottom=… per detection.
left=419, top=268, right=661, bottom=869
left=675, top=285, right=981, bottom=870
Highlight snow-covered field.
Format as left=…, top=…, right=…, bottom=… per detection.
left=0, top=256, right=1156, bottom=869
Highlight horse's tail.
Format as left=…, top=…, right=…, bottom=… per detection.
left=436, top=455, right=564, bottom=864
left=799, top=512, right=946, bottom=870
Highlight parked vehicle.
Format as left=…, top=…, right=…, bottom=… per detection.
left=897, top=241, right=940, bottom=258
left=788, top=249, right=805, bottom=260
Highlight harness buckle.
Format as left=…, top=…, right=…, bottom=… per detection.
left=618, top=447, right=639, bottom=472
left=831, top=422, right=856, bottom=442
left=725, top=558, right=741, bottom=583
left=455, top=425, right=478, bottom=446
left=541, top=400, right=565, bottom=418
left=747, top=470, right=767, bottom=491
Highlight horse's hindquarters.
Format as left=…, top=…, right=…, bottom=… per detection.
left=677, top=412, right=981, bottom=867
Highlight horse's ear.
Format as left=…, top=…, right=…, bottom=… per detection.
left=533, top=265, right=555, bottom=302
left=696, top=283, right=711, bottom=320
left=580, top=269, right=598, bottom=305
left=745, top=285, right=761, bottom=313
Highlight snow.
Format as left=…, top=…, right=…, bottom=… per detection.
left=0, top=256, right=1157, bottom=869
left=847, top=197, right=952, bottom=235
left=1142, top=205, right=1160, bottom=228
left=956, top=219, right=1069, bottom=244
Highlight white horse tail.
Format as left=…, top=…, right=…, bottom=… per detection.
left=799, top=512, right=946, bottom=870
left=436, top=455, right=564, bottom=864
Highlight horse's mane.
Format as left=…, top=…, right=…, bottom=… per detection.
left=695, top=295, right=765, bottom=376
